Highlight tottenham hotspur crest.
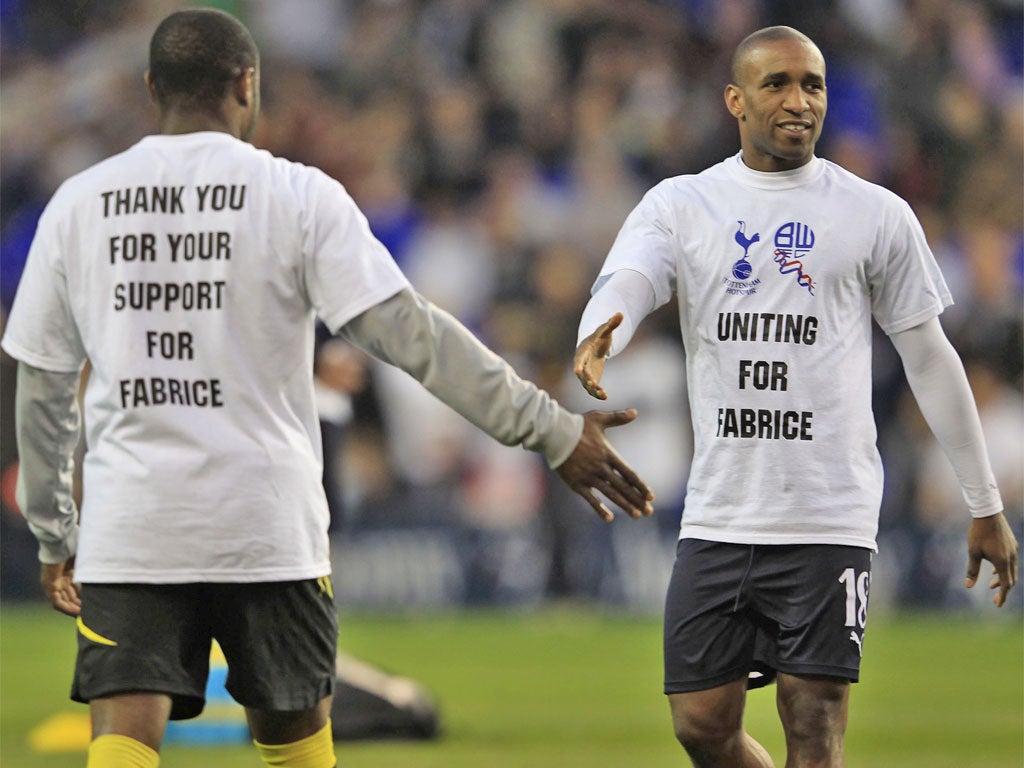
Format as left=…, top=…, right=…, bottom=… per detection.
left=723, top=220, right=761, bottom=296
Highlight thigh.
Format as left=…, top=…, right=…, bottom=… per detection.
left=73, top=583, right=211, bottom=720
left=752, top=545, right=872, bottom=682
left=209, top=578, right=338, bottom=712
left=664, top=539, right=760, bottom=694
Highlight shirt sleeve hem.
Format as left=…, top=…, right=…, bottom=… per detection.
left=0, top=339, right=84, bottom=373
left=37, top=526, right=79, bottom=564
left=543, top=411, right=585, bottom=470
left=320, top=282, right=409, bottom=334
left=878, top=296, right=953, bottom=336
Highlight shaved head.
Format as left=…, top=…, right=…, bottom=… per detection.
left=731, top=26, right=821, bottom=86
left=149, top=9, right=259, bottom=110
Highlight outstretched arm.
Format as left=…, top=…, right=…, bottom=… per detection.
left=14, top=362, right=83, bottom=616
left=340, top=289, right=653, bottom=520
left=889, top=318, right=1018, bottom=607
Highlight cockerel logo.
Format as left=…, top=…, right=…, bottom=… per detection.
left=732, top=221, right=760, bottom=280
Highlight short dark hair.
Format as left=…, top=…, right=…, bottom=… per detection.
left=731, top=26, right=818, bottom=85
left=148, top=9, right=258, bottom=109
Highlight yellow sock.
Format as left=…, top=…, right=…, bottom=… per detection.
left=86, top=734, right=159, bottom=768
left=254, top=720, right=336, bottom=768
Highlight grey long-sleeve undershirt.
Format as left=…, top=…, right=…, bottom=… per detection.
left=14, top=363, right=82, bottom=564
left=339, top=288, right=583, bottom=469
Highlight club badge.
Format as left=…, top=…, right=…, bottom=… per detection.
left=723, top=220, right=761, bottom=296
left=772, top=222, right=817, bottom=296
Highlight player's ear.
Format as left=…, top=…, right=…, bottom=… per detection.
left=724, top=83, right=744, bottom=120
left=232, top=67, right=255, bottom=107
left=144, top=71, right=158, bottom=104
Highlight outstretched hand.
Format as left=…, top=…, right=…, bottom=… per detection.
left=556, top=409, right=654, bottom=522
left=41, top=558, right=81, bottom=617
left=965, top=512, right=1019, bottom=608
left=574, top=313, right=623, bottom=400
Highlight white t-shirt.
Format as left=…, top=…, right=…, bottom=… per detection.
left=2, top=132, right=411, bottom=582
left=596, top=153, right=952, bottom=550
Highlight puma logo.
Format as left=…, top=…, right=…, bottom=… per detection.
left=849, top=630, right=863, bottom=657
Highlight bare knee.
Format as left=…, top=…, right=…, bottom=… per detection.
left=246, top=695, right=332, bottom=745
left=90, top=693, right=173, bottom=752
left=673, top=705, right=741, bottom=752
left=777, top=674, right=849, bottom=766
left=669, top=683, right=746, bottom=761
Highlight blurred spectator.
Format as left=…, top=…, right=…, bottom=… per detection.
left=314, top=326, right=370, bottom=532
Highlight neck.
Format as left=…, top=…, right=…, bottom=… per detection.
left=740, top=148, right=815, bottom=173
left=158, top=109, right=240, bottom=138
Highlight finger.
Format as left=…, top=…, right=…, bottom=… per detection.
left=54, top=599, right=80, bottom=617
left=66, top=582, right=82, bottom=608
left=599, top=312, right=623, bottom=338
left=60, top=576, right=80, bottom=601
left=572, top=349, right=598, bottom=376
left=994, top=581, right=1008, bottom=608
left=598, top=466, right=655, bottom=520
left=578, top=489, right=614, bottom=522
left=601, top=470, right=652, bottom=516
left=591, top=424, right=654, bottom=511
left=606, top=453, right=654, bottom=503
left=595, top=408, right=639, bottom=429
left=48, top=585, right=81, bottom=617
left=574, top=369, right=608, bottom=400
left=598, top=473, right=653, bottom=518
left=53, top=594, right=81, bottom=617
left=588, top=419, right=648, bottom=485
left=964, top=552, right=981, bottom=588
left=993, top=564, right=1014, bottom=608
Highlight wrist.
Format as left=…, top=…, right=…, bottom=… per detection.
left=970, top=505, right=1004, bottom=520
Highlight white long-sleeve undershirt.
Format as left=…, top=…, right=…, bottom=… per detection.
left=576, top=269, right=656, bottom=355
left=889, top=317, right=1003, bottom=518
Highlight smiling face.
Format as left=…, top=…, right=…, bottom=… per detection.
left=725, top=34, right=827, bottom=172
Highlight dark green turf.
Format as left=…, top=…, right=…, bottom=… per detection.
left=2, top=605, right=1020, bottom=767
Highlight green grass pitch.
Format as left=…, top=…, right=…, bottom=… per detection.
left=1, top=605, right=1021, bottom=767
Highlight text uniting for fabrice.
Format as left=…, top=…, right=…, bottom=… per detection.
left=104, top=184, right=247, bottom=410
left=715, top=311, right=818, bottom=441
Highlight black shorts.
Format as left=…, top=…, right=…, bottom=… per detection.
left=664, top=539, right=872, bottom=694
left=72, top=579, right=338, bottom=720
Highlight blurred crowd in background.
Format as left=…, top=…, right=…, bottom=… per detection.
left=1, top=0, right=1021, bottom=612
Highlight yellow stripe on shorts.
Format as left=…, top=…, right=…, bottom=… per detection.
left=76, top=617, right=118, bottom=646
left=317, top=576, right=334, bottom=600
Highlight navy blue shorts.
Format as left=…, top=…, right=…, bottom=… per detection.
left=72, top=579, right=338, bottom=719
left=664, top=539, right=872, bottom=694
